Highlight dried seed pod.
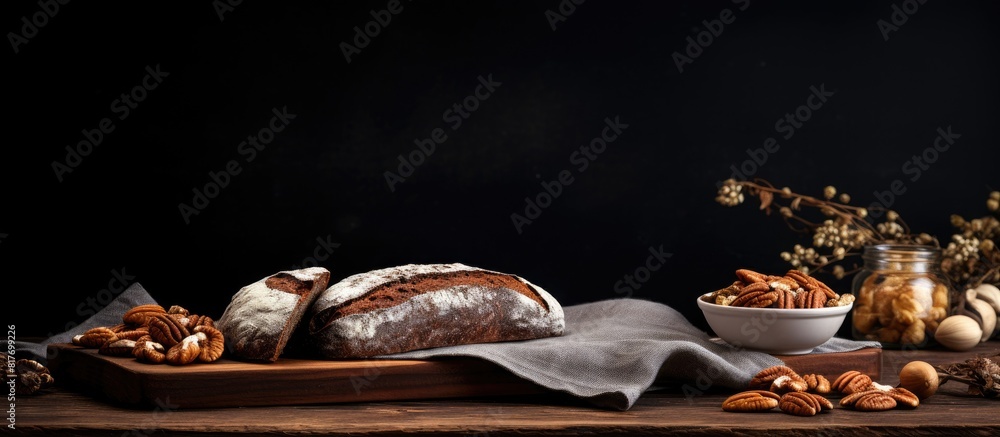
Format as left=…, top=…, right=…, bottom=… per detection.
left=166, top=335, right=201, bottom=365
left=122, top=304, right=167, bottom=326
left=77, top=327, right=118, bottom=348
left=803, top=374, right=831, bottom=394
left=148, top=313, right=191, bottom=348
left=721, top=390, right=780, bottom=412
left=193, top=325, right=225, bottom=363
left=133, top=336, right=167, bottom=364
left=833, top=370, right=873, bottom=394
left=99, top=339, right=137, bottom=357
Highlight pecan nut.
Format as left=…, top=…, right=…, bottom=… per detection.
left=735, top=269, right=767, bottom=284
left=133, top=336, right=167, bottom=364
left=193, top=325, right=225, bottom=363
left=803, top=374, right=831, bottom=394
left=770, top=375, right=809, bottom=394
left=779, top=391, right=832, bottom=416
left=721, top=390, right=780, bottom=412
left=122, top=304, right=167, bottom=326
left=832, top=370, right=873, bottom=394
left=148, top=313, right=191, bottom=348
left=166, top=335, right=202, bottom=365
left=840, top=390, right=897, bottom=411
left=99, top=339, right=137, bottom=357
left=75, top=327, right=118, bottom=348
left=748, top=365, right=803, bottom=390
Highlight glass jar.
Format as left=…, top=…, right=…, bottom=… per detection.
left=850, top=244, right=951, bottom=349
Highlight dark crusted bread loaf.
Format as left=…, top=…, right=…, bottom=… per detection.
left=217, top=267, right=330, bottom=362
left=306, top=263, right=564, bottom=358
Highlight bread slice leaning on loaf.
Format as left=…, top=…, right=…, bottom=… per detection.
left=306, top=263, right=564, bottom=358
left=217, top=267, right=331, bottom=362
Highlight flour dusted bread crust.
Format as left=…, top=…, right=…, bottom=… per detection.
left=217, top=267, right=330, bottom=362
left=307, top=263, right=564, bottom=358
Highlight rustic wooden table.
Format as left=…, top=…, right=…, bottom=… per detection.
left=9, top=341, right=999, bottom=436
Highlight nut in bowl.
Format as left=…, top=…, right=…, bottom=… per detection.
left=697, top=269, right=855, bottom=355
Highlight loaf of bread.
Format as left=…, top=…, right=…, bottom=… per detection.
left=306, top=263, right=564, bottom=358
left=217, top=267, right=330, bottom=362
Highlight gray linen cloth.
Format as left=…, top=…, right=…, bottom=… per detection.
left=17, top=283, right=880, bottom=410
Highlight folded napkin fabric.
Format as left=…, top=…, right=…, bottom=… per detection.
left=17, top=283, right=880, bottom=410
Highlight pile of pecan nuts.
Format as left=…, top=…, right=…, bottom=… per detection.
left=72, top=304, right=224, bottom=366
left=703, top=269, right=855, bottom=309
left=722, top=365, right=920, bottom=416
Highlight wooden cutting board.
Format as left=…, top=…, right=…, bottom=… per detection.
left=46, top=343, right=881, bottom=409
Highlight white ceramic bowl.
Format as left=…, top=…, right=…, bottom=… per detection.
left=697, top=292, right=852, bottom=355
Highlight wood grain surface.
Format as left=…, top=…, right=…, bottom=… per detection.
left=46, top=341, right=881, bottom=409
left=12, top=342, right=999, bottom=436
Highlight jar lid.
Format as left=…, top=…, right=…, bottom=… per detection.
left=862, top=243, right=941, bottom=262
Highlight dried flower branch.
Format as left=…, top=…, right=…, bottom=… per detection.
left=935, top=353, right=1000, bottom=398
left=715, top=178, right=938, bottom=279
left=941, top=191, right=1000, bottom=289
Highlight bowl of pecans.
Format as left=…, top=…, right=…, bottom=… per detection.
left=697, top=269, right=855, bottom=355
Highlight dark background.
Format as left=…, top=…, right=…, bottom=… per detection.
left=5, top=1, right=998, bottom=340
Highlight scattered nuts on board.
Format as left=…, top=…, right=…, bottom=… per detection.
left=703, top=269, right=855, bottom=309
left=724, top=365, right=922, bottom=415
left=2, top=356, right=56, bottom=395
left=72, top=304, right=224, bottom=366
